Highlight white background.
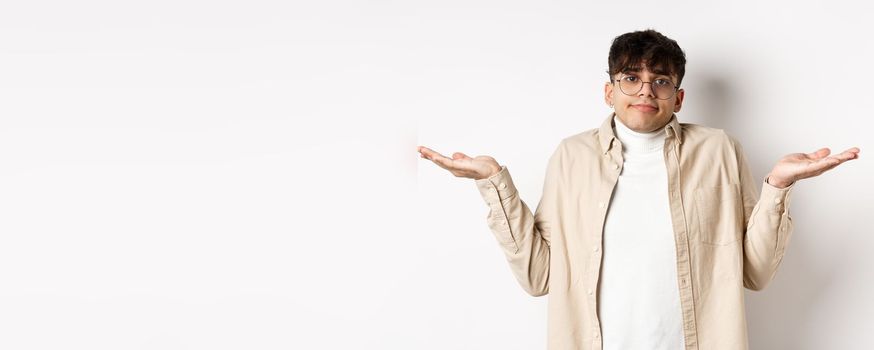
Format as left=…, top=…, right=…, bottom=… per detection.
left=0, top=0, right=871, bottom=349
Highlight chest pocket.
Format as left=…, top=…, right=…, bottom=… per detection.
left=693, top=184, right=744, bottom=245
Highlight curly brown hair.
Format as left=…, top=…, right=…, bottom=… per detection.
left=607, top=29, right=687, bottom=87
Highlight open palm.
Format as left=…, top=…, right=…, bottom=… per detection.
left=768, top=147, right=860, bottom=188
left=417, top=146, right=502, bottom=180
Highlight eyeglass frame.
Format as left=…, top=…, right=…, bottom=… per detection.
left=611, top=73, right=680, bottom=100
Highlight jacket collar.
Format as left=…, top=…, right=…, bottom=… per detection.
left=598, top=112, right=683, bottom=155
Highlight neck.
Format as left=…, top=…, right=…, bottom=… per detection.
left=613, top=116, right=665, bottom=153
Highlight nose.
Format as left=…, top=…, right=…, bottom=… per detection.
left=638, top=81, right=656, bottom=98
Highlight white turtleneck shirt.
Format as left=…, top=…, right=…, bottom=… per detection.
left=597, top=116, right=686, bottom=349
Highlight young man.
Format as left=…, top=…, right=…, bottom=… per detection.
left=416, top=29, right=859, bottom=350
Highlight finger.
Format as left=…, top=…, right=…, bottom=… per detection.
left=804, top=151, right=855, bottom=176
left=840, top=147, right=861, bottom=158
left=824, top=149, right=859, bottom=164
left=802, top=157, right=840, bottom=176
left=430, top=153, right=453, bottom=166
left=417, top=145, right=433, bottom=157
left=418, top=146, right=448, bottom=161
left=417, top=146, right=457, bottom=169
left=806, top=147, right=831, bottom=160
left=428, top=151, right=466, bottom=172
left=452, top=152, right=472, bottom=160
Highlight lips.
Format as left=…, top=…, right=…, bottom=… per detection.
left=631, top=104, right=658, bottom=112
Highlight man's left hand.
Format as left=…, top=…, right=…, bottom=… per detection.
left=767, top=147, right=860, bottom=188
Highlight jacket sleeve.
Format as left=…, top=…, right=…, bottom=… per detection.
left=733, top=139, right=796, bottom=291
left=473, top=143, right=564, bottom=297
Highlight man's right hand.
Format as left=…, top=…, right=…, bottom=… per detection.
left=417, top=146, right=502, bottom=180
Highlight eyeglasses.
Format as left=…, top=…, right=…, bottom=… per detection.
left=613, top=74, right=679, bottom=100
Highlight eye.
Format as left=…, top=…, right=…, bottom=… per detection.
left=654, top=79, right=672, bottom=86
left=622, top=75, right=638, bottom=82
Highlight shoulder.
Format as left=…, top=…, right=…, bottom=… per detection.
left=680, top=122, right=742, bottom=149
left=535, top=128, right=601, bottom=172
left=558, top=127, right=601, bottom=154
left=680, top=122, right=749, bottom=165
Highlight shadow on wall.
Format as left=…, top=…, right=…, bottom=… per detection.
left=692, top=73, right=837, bottom=349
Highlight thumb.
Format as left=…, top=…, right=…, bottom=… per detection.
left=808, top=147, right=831, bottom=160
left=452, top=152, right=472, bottom=160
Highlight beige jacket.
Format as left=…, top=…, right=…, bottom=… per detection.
left=475, top=113, right=795, bottom=349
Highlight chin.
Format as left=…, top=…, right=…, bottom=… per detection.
left=630, top=116, right=668, bottom=132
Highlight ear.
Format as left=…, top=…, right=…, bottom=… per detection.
left=604, top=81, right=614, bottom=107
left=673, top=88, right=685, bottom=112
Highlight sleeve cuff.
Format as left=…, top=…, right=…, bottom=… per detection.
left=474, top=165, right=517, bottom=204
left=761, top=175, right=794, bottom=213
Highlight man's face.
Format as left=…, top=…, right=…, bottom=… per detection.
left=604, top=64, right=685, bottom=133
